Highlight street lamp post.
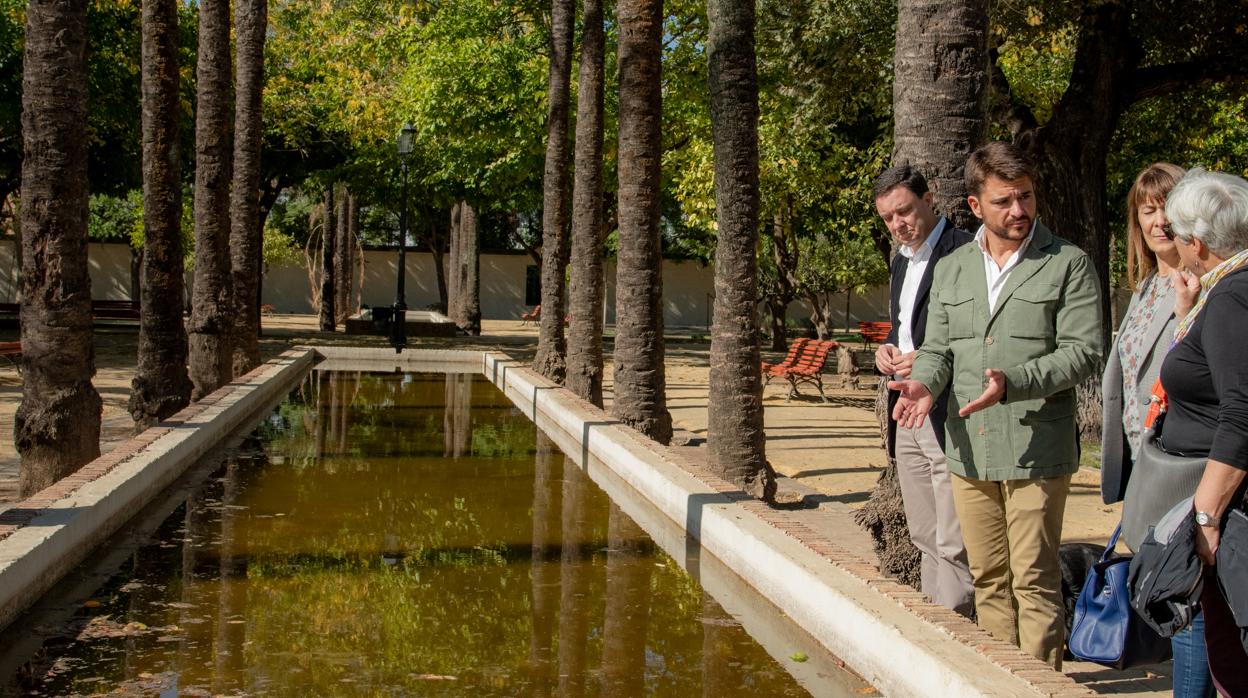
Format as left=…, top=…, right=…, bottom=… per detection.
left=392, top=122, right=416, bottom=353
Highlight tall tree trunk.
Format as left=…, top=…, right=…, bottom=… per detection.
left=228, top=0, right=266, bottom=377
left=705, top=0, right=774, bottom=500
left=1016, top=5, right=1128, bottom=355
left=337, top=191, right=355, bottom=320
left=319, top=186, right=335, bottom=331
left=334, top=187, right=351, bottom=323
left=15, top=0, right=102, bottom=496
left=613, top=0, right=672, bottom=444
left=891, top=0, right=989, bottom=231
left=448, top=201, right=481, bottom=335
left=447, top=204, right=459, bottom=314
left=532, top=0, right=575, bottom=382
left=427, top=210, right=448, bottom=314
left=566, top=0, right=606, bottom=407
left=129, top=248, right=142, bottom=305
left=767, top=207, right=798, bottom=352
left=130, top=0, right=191, bottom=430
left=600, top=504, right=652, bottom=696
left=188, top=0, right=234, bottom=399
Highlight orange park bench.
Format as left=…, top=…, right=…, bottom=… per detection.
left=520, top=304, right=540, bottom=326
left=774, top=339, right=838, bottom=402
left=0, top=341, right=21, bottom=372
left=858, top=321, right=892, bottom=347
left=761, top=337, right=812, bottom=386
left=91, top=300, right=141, bottom=321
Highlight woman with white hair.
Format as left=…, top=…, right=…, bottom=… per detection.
left=1137, top=168, right=1248, bottom=696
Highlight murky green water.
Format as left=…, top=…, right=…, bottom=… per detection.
left=1, top=371, right=867, bottom=697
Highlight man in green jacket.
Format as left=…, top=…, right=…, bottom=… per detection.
left=889, top=141, right=1103, bottom=669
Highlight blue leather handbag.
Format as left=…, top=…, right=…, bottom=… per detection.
left=1068, top=524, right=1172, bottom=669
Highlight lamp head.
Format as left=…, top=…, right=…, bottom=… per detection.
left=397, top=122, right=415, bottom=160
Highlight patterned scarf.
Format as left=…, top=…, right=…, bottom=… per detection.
left=1145, top=246, right=1248, bottom=430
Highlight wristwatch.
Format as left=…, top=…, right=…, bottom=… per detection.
left=1195, top=510, right=1220, bottom=527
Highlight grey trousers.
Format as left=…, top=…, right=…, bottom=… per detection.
left=894, top=420, right=975, bottom=616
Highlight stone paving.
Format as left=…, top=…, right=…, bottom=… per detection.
left=0, top=316, right=1170, bottom=695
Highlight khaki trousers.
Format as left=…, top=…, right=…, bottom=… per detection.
left=951, top=473, right=1071, bottom=669
left=894, top=422, right=974, bottom=616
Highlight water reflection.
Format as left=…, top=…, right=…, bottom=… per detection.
left=444, top=372, right=472, bottom=458
left=557, top=444, right=595, bottom=697
left=1, top=372, right=832, bottom=697
left=527, top=432, right=560, bottom=696
left=601, top=503, right=653, bottom=695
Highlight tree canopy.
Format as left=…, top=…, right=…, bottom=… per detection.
left=0, top=0, right=1244, bottom=297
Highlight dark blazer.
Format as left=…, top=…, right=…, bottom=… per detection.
left=885, top=220, right=974, bottom=457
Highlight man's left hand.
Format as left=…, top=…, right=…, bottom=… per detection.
left=959, top=369, right=1006, bottom=417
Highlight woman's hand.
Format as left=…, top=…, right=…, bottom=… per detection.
left=1192, top=460, right=1246, bottom=565
left=1172, top=269, right=1200, bottom=319
left=1196, top=524, right=1219, bottom=567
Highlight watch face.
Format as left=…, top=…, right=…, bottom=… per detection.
left=1196, top=511, right=1213, bottom=526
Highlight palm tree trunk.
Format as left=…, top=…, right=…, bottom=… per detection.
left=613, top=0, right=672, bottom=444
left=188, top=0, right=234, bottom=399
left=891, top=0, right=989, bottom=230
left=532, top=0, right=575, bottom=382
left=15, top=0, right=102, bottom=496
left=449, top=201, right=480, bottom=335
left=228, top=0, right=267, bottom=377
left=705, top=0, right=774, bottom=500
left=427, top=210, right=448, bottom=313
left=566, top=0, right=606, bottom=407
left=334, top=190, right=353, bottom=323
left=129, top=0, right=191, bottom=431
left=319, top=185, right=336, bottom=331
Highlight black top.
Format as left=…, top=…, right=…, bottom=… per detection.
left=1158, top=267, right=1248, bottom=470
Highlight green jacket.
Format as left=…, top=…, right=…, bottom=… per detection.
left=910, top=223, right=1103, bottom=481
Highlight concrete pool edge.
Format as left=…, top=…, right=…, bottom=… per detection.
left=478, top=350, right=1093, bottom=698
left=0, top=348, right=316, bottom=631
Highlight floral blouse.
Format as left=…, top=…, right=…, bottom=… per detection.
left=1117, top=272, right=1175, bottom=454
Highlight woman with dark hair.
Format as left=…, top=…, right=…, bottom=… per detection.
left=1102, top=163, right=1188, bottom=499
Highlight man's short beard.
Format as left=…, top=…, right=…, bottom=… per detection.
left=985, top=218, right=1031, bottom=241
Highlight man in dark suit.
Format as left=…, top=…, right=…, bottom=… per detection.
left=873, top=165, right=974, bottom=616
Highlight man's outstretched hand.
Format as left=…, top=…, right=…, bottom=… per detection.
left=888, top=379, right=933, bottom=428
left=959, top=369, right=1006, bottom=417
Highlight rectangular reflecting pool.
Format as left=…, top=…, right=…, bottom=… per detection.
left=0, top=370, right=872, bottom=697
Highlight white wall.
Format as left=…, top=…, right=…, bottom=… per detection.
left=0, top=240, right=943, bottom=328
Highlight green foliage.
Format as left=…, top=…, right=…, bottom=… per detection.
left=88, top=191, right=142, bottom=246
left=262, top=225, right=304, bottom=271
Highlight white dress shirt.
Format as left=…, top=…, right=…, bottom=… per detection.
left=975, top=222, right=1036, bottom=314
left=895, top=218, right=947, bottom=354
